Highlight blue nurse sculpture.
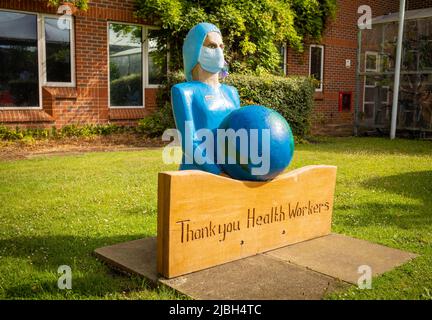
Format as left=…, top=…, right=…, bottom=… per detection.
left=172, top=22, right=295, bottom=181
left=171, top=23, right=240, bottom=175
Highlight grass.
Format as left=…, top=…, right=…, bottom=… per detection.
left=0, top=137, right=431, bottom=300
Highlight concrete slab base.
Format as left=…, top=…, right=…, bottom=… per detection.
left=94, top=234, right=417, bottom=300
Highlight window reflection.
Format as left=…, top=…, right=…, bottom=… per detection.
left=310, top=46, right=323, bottom=90
left=109, top=23, right=143, bottom=107
left=147, top=29, right=167, bottom=85
left=0, top=11, right=39, bottom=107
left=45, top=17, right=72, bottom=83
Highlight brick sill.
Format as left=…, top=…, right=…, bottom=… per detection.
left=43, top=87, right=78, bottom=100
left=0, top=109, right=54, bottom=123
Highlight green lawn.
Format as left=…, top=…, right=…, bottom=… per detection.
left=0, top=137, right=431, bottom=300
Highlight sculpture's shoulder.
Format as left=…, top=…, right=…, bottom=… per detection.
left=171, top=82, right=197, bottom=96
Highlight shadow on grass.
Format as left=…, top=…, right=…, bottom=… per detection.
left=306, top=137, right=432, bottom=157
left=363, top=170, right=432, bottom=203
left=0, top=233, right=171, bottom=299
left=336, top=170, right=432, bottom=231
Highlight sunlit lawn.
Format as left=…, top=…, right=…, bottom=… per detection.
left=0, top=137, right=431, bottom=299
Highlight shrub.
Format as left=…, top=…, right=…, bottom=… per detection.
left=137, top=102, right=175, bottom=138
left=138, top=72, right=315, bottom=139
left=224, top=74, right=316, bottom=138
left=0, top=124, right=131, bottom=141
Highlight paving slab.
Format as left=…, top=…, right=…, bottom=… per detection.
left=160, top=254, right=348, bottom=300
left=94, top=237, right=158, bottom=283
left=265, top=233, right=418, bottom=284
left=94, top=234, right=417, bottom=299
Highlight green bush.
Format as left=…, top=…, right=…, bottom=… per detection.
left=224, top=74, right=316, bottom=138
left=0, top=124, right=132, bottom=141
left=138, top=72, right=315, bottom=139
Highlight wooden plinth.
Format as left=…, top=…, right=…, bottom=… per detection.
left=157, top=165, right=337, bottom=278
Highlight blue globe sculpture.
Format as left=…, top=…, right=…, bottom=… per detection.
left=218, top=105, right=295, bottom=181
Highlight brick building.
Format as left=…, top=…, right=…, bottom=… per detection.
left=286, top=0, right=432, bottom=135
left=0, top=0, right=431, bottom=134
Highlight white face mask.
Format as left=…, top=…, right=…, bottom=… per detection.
left=198, top=46, right=225, bottom=74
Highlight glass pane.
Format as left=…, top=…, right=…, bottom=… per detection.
left=382, top=22, right=397, bottom=72
left=147, top=29, right=166, bottom=85
left=0, top=11, right=39, bottom=107
left=364, top=104, right=374, bottom=119
left=45, top=17, right=71, bottom=83
left=365, top=87, right=375, bottom=102
left=277, top=44, right=286, bottom=75
left=310, top=46, right=322, bottom=87
left=109, top=23, right=143, bottom=107
left=380, top=87, right=389, bottom=103
left=366, top=53, right=377, bottom=71
left=365, top=76, right=376, bottom=86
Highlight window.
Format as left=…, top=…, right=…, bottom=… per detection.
left=0, top=9, right=75, bottom=109
left=43, top=16, right=74, bottom=85
left=365, top=51, right=378, bottom=72
left=278, top=44, right=287, bottom=76
left=0, top=11, right=39, bottom=108
left=338, top=92, right=352, bottom=112
left=363, top=52, right=390, bottom=119
left=109, top=23, right=143, bottom=107
left=108, top=23, right=167, bottom=108
left=309, top=45, right=324, bottom=92
left=147, top=29, right=167, bottom=85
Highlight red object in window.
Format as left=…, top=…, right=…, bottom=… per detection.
left=0, top=91, right=14, bottom=106
left=338, top=92, right=352, bottom=112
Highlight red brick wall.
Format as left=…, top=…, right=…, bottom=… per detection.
left=287, top=0, right=400, bottom=135
left=0, top=0, right=158, bottom=128
left=2, top=0, right=431, bottom=131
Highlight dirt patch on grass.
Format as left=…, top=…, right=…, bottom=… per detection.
left=0, top=133, right=168, bottom=161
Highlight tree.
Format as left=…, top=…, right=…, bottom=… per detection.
left=134, top=0, right=337, bottom=75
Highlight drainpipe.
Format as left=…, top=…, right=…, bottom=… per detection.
left=390, top=0, right=406, bottom=139
left=354, top=28, right=362, bottom=136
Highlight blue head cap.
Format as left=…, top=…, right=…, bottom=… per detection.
left=183, top=22, right=221, bottom=82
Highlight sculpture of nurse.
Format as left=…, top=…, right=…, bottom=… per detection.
left=171, top=23, right=240, bottom=175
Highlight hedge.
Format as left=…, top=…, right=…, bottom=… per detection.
left=138, top=72, right=315, bottom=139
left=0, top=124, right=131, bottom=141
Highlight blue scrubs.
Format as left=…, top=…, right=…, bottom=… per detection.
left=171, top=22, right=240, bottom=175
left=171, top=81, right=240, bottom=174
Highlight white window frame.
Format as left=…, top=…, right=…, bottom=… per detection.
left=365, top=51, right=379, bottom=73
left=363, top=51, right=390, bottom=115
left=363, top=51, right=378, bottom=114
left=280, top=44, right=287, bottom=76
left=108, top=22, right=167, bottom=109
left=0, top=9, right=76, bottom=110
left=309, top=44, right=324, bottom=92
left=41, top=14, right=76, bottom=87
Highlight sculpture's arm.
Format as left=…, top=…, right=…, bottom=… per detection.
left=171, top=85, right=222, bottom=175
